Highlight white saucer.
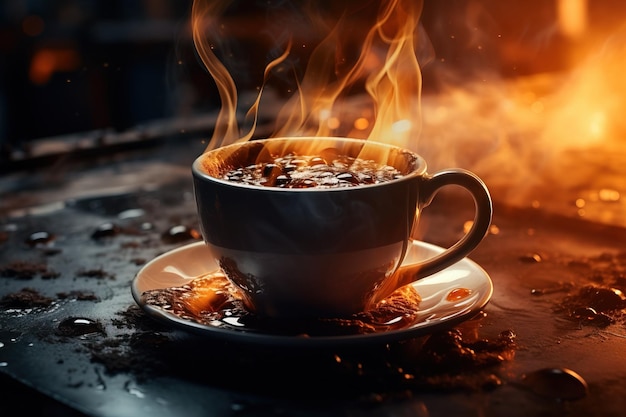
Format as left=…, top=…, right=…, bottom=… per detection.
left=132, top=241, right=493, bottom=347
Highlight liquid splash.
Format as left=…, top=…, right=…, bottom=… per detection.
left=141, top=271, right=423, bottom=337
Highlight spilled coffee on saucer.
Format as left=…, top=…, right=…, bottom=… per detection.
left=222, top=152, right=403, bottom=188
left=141, top=271, right=421, bottom=336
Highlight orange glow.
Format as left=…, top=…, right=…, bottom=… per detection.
left=180, top=272, right=238, bottom=315
left=557, top=0, right=588, bottom=39
left=446, top=288, right=472, bottom=302
left=192, top=0, right=424, bottom=151
left=29, top=47, right=81, bottom=85
left=353, top=117, right=370, bottom=131
left=191, top=1, right=626, bottom=228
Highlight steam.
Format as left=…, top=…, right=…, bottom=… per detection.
left=190, top=1, right=626, bottom=227
left=191, top=0, right=428, bottom=151
left=418, top=21, right=626, bottom=227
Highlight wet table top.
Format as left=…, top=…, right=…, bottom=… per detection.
left=1, top=141, right=626, bottom=417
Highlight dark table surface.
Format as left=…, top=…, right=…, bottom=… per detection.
left=1, top=137, right=626, bottom=417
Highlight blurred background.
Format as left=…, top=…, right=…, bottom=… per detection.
left=1, top=0, right=623, bottom=155
left=1, top=0, right=625, bottom=227
left=0, top=0, right=207, bottom=162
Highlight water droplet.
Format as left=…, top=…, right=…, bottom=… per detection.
left=117, top=208, right=146, bottom=220
left=572, top=306, right=598, bottom=320
left=25, top=231, right=55, bottom=247
left=91, top=223, right=120, bottom=239
left=446, top=288, right=473, bottom=301
left=519, top=368, right=588, bottom=401
left=570, top=307, right=612, bottom=327
left=161, top=225, right=201, bottom=244
left=57, top=317, right=105, bottom=337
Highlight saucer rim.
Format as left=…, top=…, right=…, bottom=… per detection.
left=131, top=241, right=493, bottom=348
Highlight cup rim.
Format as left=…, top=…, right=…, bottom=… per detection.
left=192, top=136, right=427, bottom=191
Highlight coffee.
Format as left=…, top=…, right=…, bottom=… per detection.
left=192, top=137, right=492, bottom=318
left=222, top=152, right=403, bottom=188
left=141, top=271, right=422, bottom=336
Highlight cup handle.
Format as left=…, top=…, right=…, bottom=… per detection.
left=371, top=168, right=492, bottom=304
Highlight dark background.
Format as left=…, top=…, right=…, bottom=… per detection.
left=0, top=1, right=199, bottom=154
left=0, top=0, right=623, bottom=166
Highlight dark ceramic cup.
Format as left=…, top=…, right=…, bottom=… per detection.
left=192, top=137, right=492, bottom=318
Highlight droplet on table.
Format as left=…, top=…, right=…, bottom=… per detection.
left=519, top=367, right=588, bottom=401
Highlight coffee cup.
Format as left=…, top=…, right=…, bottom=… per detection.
left=192, top=137, right=492, bottom=319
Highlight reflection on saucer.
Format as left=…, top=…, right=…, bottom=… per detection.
left=141, top=271, right=426, bottom=337
left=132, top=241, right=493, bottom=347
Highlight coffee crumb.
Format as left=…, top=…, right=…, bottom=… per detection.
left=87, top=332, right=170, bottom=380
left=56, top=290, right=99, bottom=301
left=0, top=260, right=58, bottom=279
left=0, top=287, right=55, bottom=308
left=76, top=268, right=115, bottom=280
left=130, top=258, right=146, bottom=266
left=111, top=305, right=168, bottom=331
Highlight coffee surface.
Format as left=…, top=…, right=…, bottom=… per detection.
left=222, top=153, right=403, bottom=188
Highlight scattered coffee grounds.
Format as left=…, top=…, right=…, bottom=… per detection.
left=536, top=250, right=626, bottom=327
left=0, top=289, right=100, bottom=310
left=87, top=332, right=171, bottom=379
left=56, top=290, right=99, bottom=301
left=85, top=307, right=174, bottom=380
left=111, top=304, right=169, bottom=331
left=0, top=287, right=55, bottom=308
left=0, top=260, right=59, bottom=279
left=83, top=307, right=517, bottom=399
left=141, top=271, right=422, bottom=337
left=76, top=268, right=115, bottom=280
left=555, top=285, right=623, bottom=327
left=222, top=152, right=403, bottom=188
left=130, top=257, right=147, bottom=266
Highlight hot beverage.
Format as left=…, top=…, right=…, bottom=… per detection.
left=192, top=136, right=492, bottom=319
left=221, top=152, right=403, bottom=188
